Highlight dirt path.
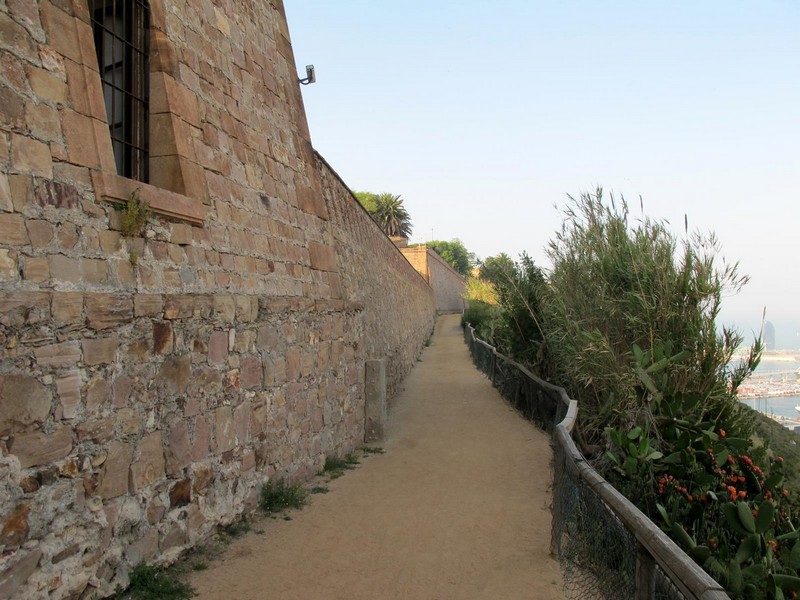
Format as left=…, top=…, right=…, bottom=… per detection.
left=189, top=314, right=563, bottom=599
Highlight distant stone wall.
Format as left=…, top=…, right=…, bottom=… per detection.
left=399, top=247, right=466, bottom=314
left=317, top=154, right=435, bottom=399
left=426, top=250, right=466, bottom=313
left=0, top=1, right=434, bottom=598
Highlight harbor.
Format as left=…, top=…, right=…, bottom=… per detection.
left=738, top=352, right=800, bottom=431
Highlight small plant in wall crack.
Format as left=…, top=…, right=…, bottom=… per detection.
left=118, top=188, right=152, bottom=238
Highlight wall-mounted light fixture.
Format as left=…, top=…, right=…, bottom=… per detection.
left=298, top=65, right=316, bottom=85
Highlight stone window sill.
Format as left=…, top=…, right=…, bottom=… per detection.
left=92, top=171, right=207, bottom=226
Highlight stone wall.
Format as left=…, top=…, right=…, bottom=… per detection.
left=0, top=1, right=434, bottom=598
left=317, top=155, right=435, bottom=399
left=399, top=246, right=466, bottom=314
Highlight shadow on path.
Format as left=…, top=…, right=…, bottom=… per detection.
left=190, top=313, right=564, bottom=599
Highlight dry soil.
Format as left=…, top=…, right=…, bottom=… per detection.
left=189, top=313, right=564, bottom=599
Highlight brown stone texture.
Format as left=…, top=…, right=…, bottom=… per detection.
left=169, top=478, right=192, bottom=508
left=0, top=374, right=52, bottom=434
left=0, top=549, right=41, bottom=599
left=34, top=341, right=81, bottom=367
left=130, top=432, right=165, bottom=491
left=55, top=370, right=81, bottom=418
left=9, top=426, right=73, bottom=468
left=96, top=441, right=133, bottom=499
left=85, top=294, right=133, bottom=330
left=0, top=504, right=30, bottom=548
left=82, top=337, right=118, bottom=365
left=0, top=1, right=436, bottom=597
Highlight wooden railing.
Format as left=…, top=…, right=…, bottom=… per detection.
left=463, top=323, right=729, bottom=600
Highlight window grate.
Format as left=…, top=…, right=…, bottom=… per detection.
left=90, top=0, right=150, bottom=182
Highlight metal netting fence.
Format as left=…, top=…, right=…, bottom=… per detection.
left=463, top=324, right=729, bottom=600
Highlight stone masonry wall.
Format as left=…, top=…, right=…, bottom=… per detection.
left=425, top=249, right=466, bottom=313
left=399, top=246, right=466, bottom=314
left=317, top=154, right=435, bottom=400
left=0, top=1, right=435, bottom=598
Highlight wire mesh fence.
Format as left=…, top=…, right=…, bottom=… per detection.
left=463, top=324, right=728, bottom=600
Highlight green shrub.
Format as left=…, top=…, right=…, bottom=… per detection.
left=260, top=479, right=307, bottom=513
left=124, top=564, right=194, bottom=600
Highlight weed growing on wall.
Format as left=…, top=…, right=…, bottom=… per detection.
left=118, top=189, right=151, bottom=237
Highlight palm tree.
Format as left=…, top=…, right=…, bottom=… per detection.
left=373, top=193, right=412, bottom=238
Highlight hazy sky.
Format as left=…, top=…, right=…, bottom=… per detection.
left=284, top=1, right=799, bottom=347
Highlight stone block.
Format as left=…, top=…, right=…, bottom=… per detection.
left=156, top=355, right=190, bottom=395
left=82, top=337, right=117, bottom=365
left=86, top=294, right=133, bottom=329
left=130, top=432, right=165, bottom=491
left=10, top=426, right=73, bottom=468
left=0, top=374, right=52, bottom=434
left=163, top=295, right=193, bottom=319
left=0, top=173, right=11, bottom=212
left=81, top=258, right=108, bottom=283
left=48, top=255, right=81, bottom=283
left=165, top=421, right=192, bottom=475
left=152, top=321, right=173, bottom=354
left=234, top=401, right=250, bottom=445
left=61, top=110, right=101, bottom=169
left=10, top=133, right=52, bottom=178
left=85, top=378, right=110, bottom=412
left=40, top=0, right=81, bottom=62
left=308, top=241, right=338, bottom=272
left=192, top=464, right=213, bottom=495
left=21, top=255, right=49, bottom=282
left=35, top=341, right=81, bottom=367
left=1, top=504, right=30, bottom=548
left=214, top=406, right=235, bottom=453
left=112, top=375, right=133, bottom=407
left=0, top=213, right=29, bottom=245
left=364, top=359, right=386, bottom=442
left=0, top=249, right=17, bottom=282
left=56, top=370, right=81, bottom=418
left=192, top=416, right=212, bottom=461
left=0, top=548, right=41, bottom=599
left=170, top=222, right=193, bottom=245
left=212, top=295, right=235, bottom=322
left=97, top=441, right=133, bottom=499
left=134, top=294, right=163, bottom=317
left=235, top=295, right=256, bottom=321
left=208, top=330, right=228, bottom=365
left=169, top=479, right=192, bottom=508
left=116, top=408, right=141, bottom=436
left=76, top=416, right=114, bottom=443
left=52, top=292, right=83, bottom=323
left=125, top=529, right=158, bottom=565
left=239, top=355, right=262, bottom=390
left=98, top=230, right=121, bottom=253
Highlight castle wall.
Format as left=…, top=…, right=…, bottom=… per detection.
left=399, top=247, right=466, bottom=314
left=0, top=1, right=434, bottom=597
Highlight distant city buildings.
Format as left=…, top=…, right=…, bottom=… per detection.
left=765, top=321, right=777, bottom=350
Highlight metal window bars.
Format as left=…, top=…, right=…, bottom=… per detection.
left=89, top=0, right=150, bottom=182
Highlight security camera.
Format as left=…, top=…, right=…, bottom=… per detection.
left=299, top=65, right=315, bottom=85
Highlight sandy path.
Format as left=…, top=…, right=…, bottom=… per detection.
left=189, top=314, right=563, bottom=599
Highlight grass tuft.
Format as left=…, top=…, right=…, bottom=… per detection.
left=260, top=479, right=307, bottom=513
left=124, top=563, right=194, bottom=600
left=220, top=517, right=252, bottom=540
left=310, top=486, right=329, bottom=494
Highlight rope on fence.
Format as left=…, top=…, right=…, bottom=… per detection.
left=463, top=324, right=730, bottom=600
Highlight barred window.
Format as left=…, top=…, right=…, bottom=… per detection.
left=89, top=0, right=150, bottom=182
